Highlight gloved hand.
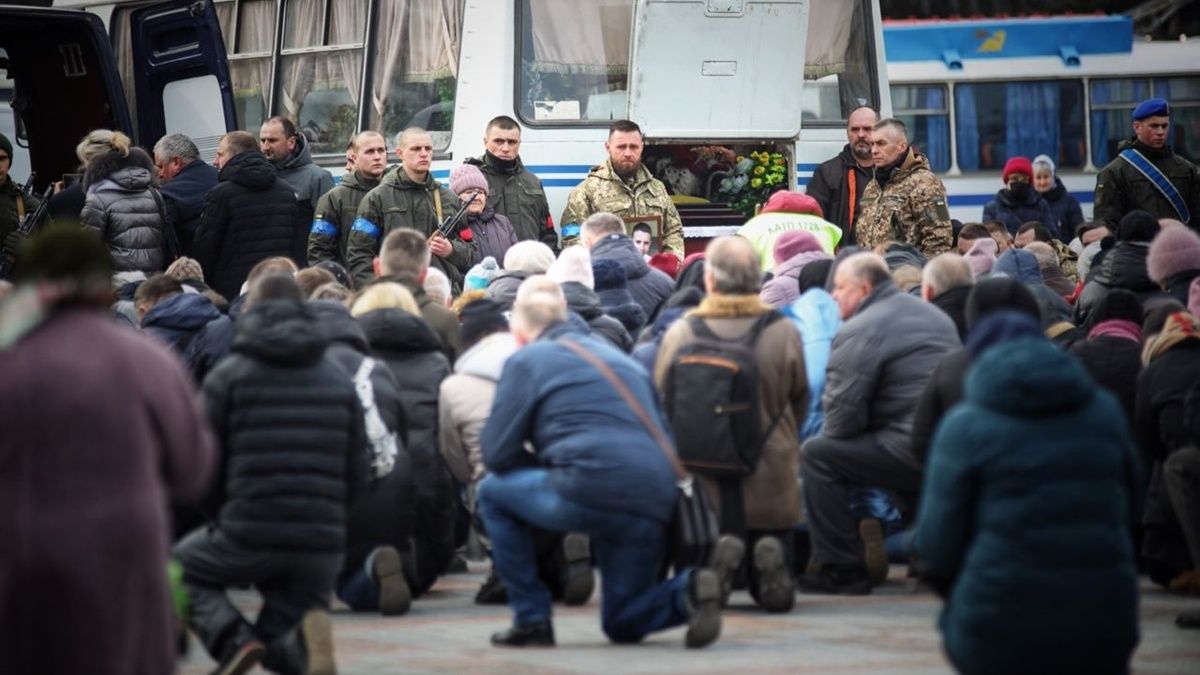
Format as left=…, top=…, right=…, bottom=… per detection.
left=3, top=229, right=24, bottom=256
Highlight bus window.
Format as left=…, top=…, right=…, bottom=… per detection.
left=368, top=0, right=463, bottom=152
left=1090, top=77, right=1200, bottom=166
left=517, top=0, right=632, bottom=125
left=954, top=80, right=1085, bottom=172
left=800, top=0, right=875, bottom=124
left=0, top=80, right=30, bottom=185
left=278, top=0, right=368, bottom=156
left=891, top=84, right=949, bottom=172
left=214, top=0, right=275, bottom=133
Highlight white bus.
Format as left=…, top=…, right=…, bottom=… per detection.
left=883, top=15, right=1200, bottom=225
left=18, top=0, right=893, bottom=252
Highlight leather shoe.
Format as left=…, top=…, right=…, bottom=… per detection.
left=490, top=621, right=556, bottom=647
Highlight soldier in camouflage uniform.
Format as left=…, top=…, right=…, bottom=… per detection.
left=0, top=131, right=40, bottom=268
left=308, top=131, right=388, bottom=267
left=855, top=119, right=952, bottom=257
left=559, top=120, right=684, bottom=261
left=463, top=115, right=558, bottom=250
left=345, top=128, right=473, bottom=290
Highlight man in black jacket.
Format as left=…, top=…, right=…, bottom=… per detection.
left=192, top=131, right=306, bottom=302
left=153, top=133, right=219, bottom=254
left=174, top=275, right=369, bottom=675
left=464, top=116, right=558, bottom=249
left=805, top=106, right=878, bottom=244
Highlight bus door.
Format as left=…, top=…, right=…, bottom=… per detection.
left=626, top=0, right=809, bottom=140
left=128, top=0, right=236, bottom=159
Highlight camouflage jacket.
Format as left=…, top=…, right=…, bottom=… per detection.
left=1094, top=139, right=1200, bottom=230
left=307, top=170, right=379, bottom=267
left=1051, top=238, right=1079, bottom=284
left=464, top=153, right=557, bottom=249
left=345, top=166, right=472, bottom=288
left=855, top=149, right=952, bottom=257
left=559, top=160, right=684, bottom=260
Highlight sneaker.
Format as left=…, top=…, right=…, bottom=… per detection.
left=299, top=610, right=336, bottom=675
left=796, top=564, right=872, bottom=596
left=684, top=569, right=722, bottom=648
left=752, top=537, right=795, bottom=613
left=490, top=621, right=556, bottom=647
left=710, top=535, right=745, bottom=607
left=859, top=518, right=889, bottom=587
left=214, top=640, right=266, bottom=675
left=371, top=546, right=412, bottom=616
left=475, top=572, right=509, bottom=605
left=559, top=533, right=595, bottom=606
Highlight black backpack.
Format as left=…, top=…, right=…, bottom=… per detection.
left=663, top=311, right=784, bottom=532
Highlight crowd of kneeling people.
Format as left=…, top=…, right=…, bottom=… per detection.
left=3, top=203, right=1199, bottom=675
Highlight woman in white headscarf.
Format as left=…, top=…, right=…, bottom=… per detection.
left=1032, top=154, right=1084, bottom=244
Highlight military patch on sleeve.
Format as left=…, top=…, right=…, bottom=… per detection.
left=934, top=199, right=950, bottom=221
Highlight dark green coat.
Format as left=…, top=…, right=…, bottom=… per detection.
left=464, top=153, right=557, bottom=249
left=346, top=167, right=473, bottom=289
left=307, top=170, right=380, bottom=267
left=1, top=176, right=40, bottom=248
left=915, top=337, right=1140, bottom=675
left=1094, top=138, right=1200, bottom=231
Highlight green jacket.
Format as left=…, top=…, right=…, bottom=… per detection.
left=346, top=166, right=473, bottom=288
left=307, top=170, right=380, bottom=267
left=560, top=161, right=684, bottom=260
left=464, top=153, right=557, bottom=249
left=1, top=176, right=40, bottom=245
left=1094, top=139, right=1200, bottom=231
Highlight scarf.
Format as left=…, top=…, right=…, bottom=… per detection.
left=1088, top=319, right=1141, bottom=344
left=1142, top=311, right=1200, bottom=365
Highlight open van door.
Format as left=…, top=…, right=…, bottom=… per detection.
left=626, top=0, right=809, bottom=139
left=129, top=0, right=236, bottom=159
left=0, top=6, right=132, bottom=191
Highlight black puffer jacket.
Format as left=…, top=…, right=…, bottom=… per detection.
left=80, top=149, right=165, bottom=273
left=192, top=151, right=303, bottom=302
left=1070, top=334, right=1142, bottom=425
left=1074, top=242, right=1162, bottom=326
left=202, top=299, right=369, bottom=552
left=357, top=308, right=454, bottom=594
left=311, top=301, right=417, bottom=581
left=562, top=281, right=633, bottom=352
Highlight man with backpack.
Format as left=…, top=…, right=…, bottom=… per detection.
left=654, top=235, right=809, bottom=613
left=800, top=252, right=959, bottom=594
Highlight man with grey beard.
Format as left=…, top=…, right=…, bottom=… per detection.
left=805, top=106, right=879, bottom=244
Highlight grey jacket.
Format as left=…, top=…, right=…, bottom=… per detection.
left=80, top=166, right=165, bottom=274
left=275, top=134, right=335, bottom=212
left=822, top=282, right=960, bottom=465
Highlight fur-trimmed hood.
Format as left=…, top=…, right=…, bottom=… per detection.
left=84, top=147, right=156, bottom=191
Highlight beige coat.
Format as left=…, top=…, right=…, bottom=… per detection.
left=437, top=332, right=520, bottom=484
left=654, top=294, right=809, bottom=530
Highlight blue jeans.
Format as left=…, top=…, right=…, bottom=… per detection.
left=477, top=468, right=691, bottom=643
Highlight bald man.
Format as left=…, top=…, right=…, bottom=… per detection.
left=805, top=106, right=879, bottom=242
left=309, top=131, right=389, bottom=266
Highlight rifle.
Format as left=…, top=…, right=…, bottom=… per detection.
left=431, top=191, right=482, bottom=241
left=0, top=184, right=54, bottom=279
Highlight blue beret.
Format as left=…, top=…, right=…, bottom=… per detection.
left=1132, top=98, right=1170, bottom=121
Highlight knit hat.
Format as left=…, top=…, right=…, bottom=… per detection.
left=314, top=260, right=353, bottom=290
left=649, top=252, right=680, bottom=279
left=1031, top=154, right=1056, bottom=177
left=449, top=163, right=489, bottom=197
left=798, top=258, right=833, bottom=293
left=503, top=241, right=555, bottom=274
left=1147, top=226, right=1200, bottom=284
left=465, top=256, right=500, bottom=290
left=1116, top=210, right=1160, bottom=243
left=772, top=230, right=823, bottom=266
left=761, top=190, right=823, bottom=217
left=547, top=246, right=594, bottom=289
left=0, top=132, right=12, bottom=160
left=1002, top=156, right=1033, bottom=183
left=165, top=256, right=204, bottom=282
left=458, top=296, right=508, bottom=349
left=965, top=276, right=1040, bottom=329
left=593, top=259, right=647, bottom=333
left=965, top=309, right=1044, bottom=359
left=1090, top=289, right=1144, bottom=326
left=965, top=237, right=998, bottom=277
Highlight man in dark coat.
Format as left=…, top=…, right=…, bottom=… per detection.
left=308, top=131, right=387, bottom=267
left=174, top=275, right=369, bottom=675
left=1074, top=210, right=1164, bottom=326
left=1095, top=97, right=1200, bottom=233
left=920, top=253, right=974, bottom=341
left=465, top=115, right=558, bottom=249
left=373, top=228, right=463, bottom=360
left=478, top=276, right=722, bottom=649
left=582, top=211, right=673, bottom=319
left=136, top=273, right=234, bottom=383
left=192, top=131, right=305, bottom=302
left=153, top=133, right=219, bottom=254
left=804, top=106, right=877, bottom=243
left=0, top=227, right=215, bottom=675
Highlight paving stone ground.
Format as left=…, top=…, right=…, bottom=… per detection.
left=179, top=564, right=1200, bottom=674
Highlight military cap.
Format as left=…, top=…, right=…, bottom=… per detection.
left=1132, top=98, right=1170, bottom=121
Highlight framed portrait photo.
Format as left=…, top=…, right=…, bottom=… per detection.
left=623, top=214, right=663, bottom=258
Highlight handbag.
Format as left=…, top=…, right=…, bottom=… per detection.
left=556, top=339, right=719, bottom=571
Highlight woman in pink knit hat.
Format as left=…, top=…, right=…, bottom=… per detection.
left=450, top=163, right=517, bottom=266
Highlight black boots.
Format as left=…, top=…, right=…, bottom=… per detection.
left=490, top=621, right=556, bottom=647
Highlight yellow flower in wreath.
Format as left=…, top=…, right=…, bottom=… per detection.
left=753, top=165, right=766, bottom=176
left=750, top=177, right=764, bottom=189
